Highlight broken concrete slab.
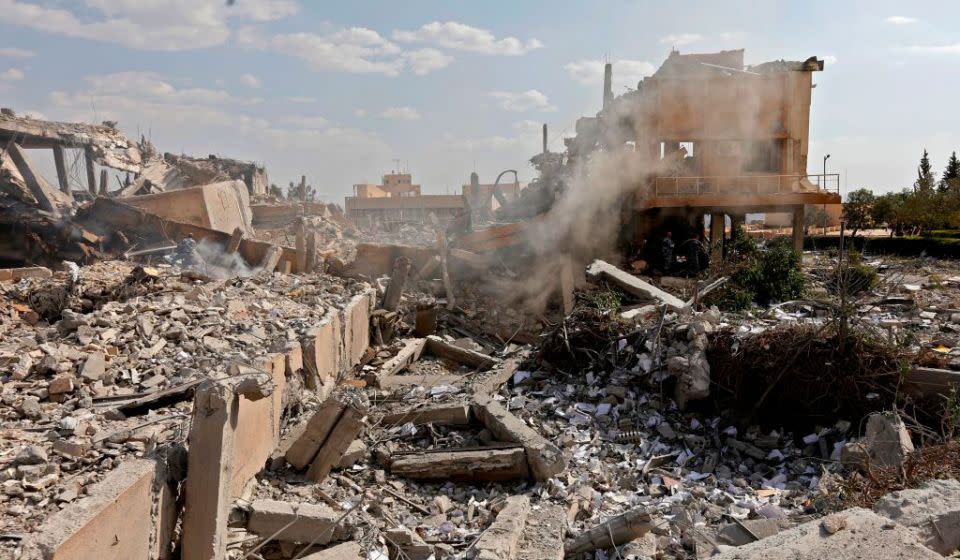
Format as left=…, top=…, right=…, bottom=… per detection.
left=247, top=499, right=343, bottom=544
left=336, top=439, right=368, bottom=469
left=586, top=259, right=685, bottom=309
left=6, top=142, right=66, bottom=213
left=285, top=398, right=345, bottom=470
left=20, top=459, right=172, bottom=560
left=306, top=405, right=367, bottom=483
left=302, top=312, right=341, bottom=390
left=474, top=495, right=530, bottom=560
left=0, top=266, right=53, bottom=282
left=874, top=478, right=960, bottom=555
left=843, top=412, right=915, bottom=470
left=425, top=335, right=497, bottom=370
left=299, top=541, right=363, bottom=560
left=390, top=447, right=530, bottom=482
left=375, top=337, right=426, bottom=381
left=712, top=508, right=941, bottom=559
left=472, top=395, right=566, bottom=481
left=516, top=503, right=566, bottom=560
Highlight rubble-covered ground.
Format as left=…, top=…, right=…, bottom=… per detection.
left=3, top=248, right=960, bottom=559
left=0, top=260, right=368, bottom=549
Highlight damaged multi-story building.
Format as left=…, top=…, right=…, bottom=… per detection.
left=565, top=48, right=841, bottom=259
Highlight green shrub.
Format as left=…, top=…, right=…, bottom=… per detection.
left=708, top=237, right=805, bottom=310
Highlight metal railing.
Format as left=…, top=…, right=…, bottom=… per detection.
left=652, top=173, right=840, bottom=198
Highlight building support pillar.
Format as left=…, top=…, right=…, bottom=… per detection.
left=84, top=147, right=97, bottom=195
left=792, top=206, right=805, bottom=253
left=52, top=145, right=69, bottom=194
left=710, top=213, right=724, bottom=265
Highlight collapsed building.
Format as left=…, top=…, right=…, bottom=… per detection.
left=2, top=49, right=960, bottom=560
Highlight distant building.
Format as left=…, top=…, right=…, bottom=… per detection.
left=345, top=172, right=526, bottom=228
left=345, top=172, right=464, bottom=227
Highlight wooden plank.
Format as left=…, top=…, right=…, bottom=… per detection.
left=390, top=447, right=530, bottom=481
left=381, top=403, right=471, bottom=427
left=905, top=367, right=960, bottom=398
left=425, top=335, right=497, bottom=370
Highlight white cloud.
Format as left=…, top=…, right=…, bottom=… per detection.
left=659, top=33, right=703, bottom=46
left=403, top=48, right=454, bottom=75
left=564, top=59, right=655, bottom=91
left=0, top=47, right=35, bottom=57
left=823, top=55, right=837, bottom=65
left=393, top=21, right=542, bottom=55
left=354, top=109, right=368, bottom=117
left=719, top=31, right=747, bottom=41
left=513, top=120, right=543, bottom=133
left=490, top=89, right=555, bottom=112
left=240, top=73, right=261, bottom=88
left=281, top=115, right=328, bottom=129
left=0, top=68, right=25, bottom=81
left=886, top=16, right=917, bottom=25
left=287, top=96, right=315, bottom=103
left=380, top=106, right=421, bottom=121
left=903, top=43, right=960, bottom=54
left=237, top=26, right=408, bottom=76
left=0, top=0, right=297, bottom=51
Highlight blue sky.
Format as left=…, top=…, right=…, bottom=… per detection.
left=1, top=0, right=959, bottom=202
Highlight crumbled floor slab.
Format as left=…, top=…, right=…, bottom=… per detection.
left=712, top=508, right=942, bottom=560
left=474, top=496, right=530, bottom=560
left=300, top=541, right=363, bottom=559
left=874, top=478, right=960, bottom=555
left=516, top=503, right=566, bottom=560
left=247, top=499, right=345, bottom=544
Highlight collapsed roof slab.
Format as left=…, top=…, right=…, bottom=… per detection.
left=0, top=112, right=148, bottom=173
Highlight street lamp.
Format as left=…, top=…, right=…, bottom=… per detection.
left=822, top=154, right=831, bottom=235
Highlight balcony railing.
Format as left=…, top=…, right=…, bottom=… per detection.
left=652, top=173, right=840, bottom=198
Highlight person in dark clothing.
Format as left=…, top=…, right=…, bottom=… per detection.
left=173, top=233, right=204, bottom=269
left=661, top=231, right=675, bottom=274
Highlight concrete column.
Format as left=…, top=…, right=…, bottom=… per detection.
left=52, top=145, right=69, bottom=193
left=182, top=382, right=238, bottom=560
left=98, top=168, right=108, bottom=195
left=84, top=147, right=97, bottom=194
left=710, top=213, right=724, bottom=264
left=792, top=206, right=805, bottom=253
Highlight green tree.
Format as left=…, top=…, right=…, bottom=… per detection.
left=915, top=149, right=936, bottom=193
left=941, top=151, right=960, bottom=193
left=843, top=188, right=875, bottom=238
left=286, top=180, right=316, bottom=202
left=269, top=183, right=284, bottom=199
left=870, top=192, right=901, bottom=236
left=804, top=206, right=829, bottom=234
